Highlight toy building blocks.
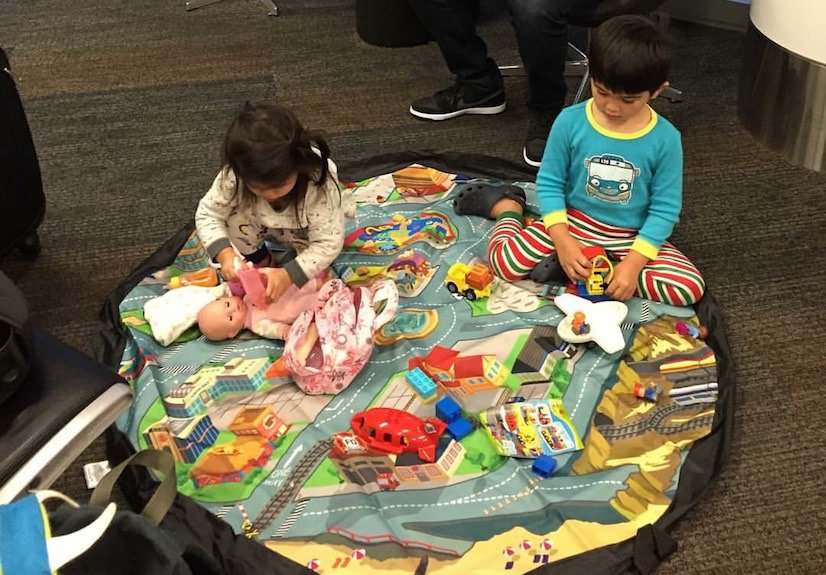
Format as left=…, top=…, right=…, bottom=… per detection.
left=445, top=261, right=494, bottom=301
left=435, top=396, right=462, bottom=423
left=575, top=246, right=615, bottom=301
left=446, top=417, right=474, bottom=441
left=531, top=455, right=558, bottom=478
left=406, top=367, right=438, bottom=402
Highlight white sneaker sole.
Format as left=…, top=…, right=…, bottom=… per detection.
left=523, top=147, right=541, bottom=168
left=409, top=102, right=506, bottom=121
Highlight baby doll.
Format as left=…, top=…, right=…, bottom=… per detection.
left=197, top=270, right=331, bottom=341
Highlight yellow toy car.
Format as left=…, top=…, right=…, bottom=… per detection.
left=445, top=262, right=494, bottom=300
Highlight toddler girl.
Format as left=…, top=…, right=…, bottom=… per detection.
left=196, top=102, right=355, bottom=305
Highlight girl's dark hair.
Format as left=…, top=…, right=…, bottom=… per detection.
left=222, top=102, right=337, bottom=221
left=589, top=15, right=672, bottom=95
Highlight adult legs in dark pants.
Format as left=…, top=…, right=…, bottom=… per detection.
left=408, top=0, right=603, bottom=167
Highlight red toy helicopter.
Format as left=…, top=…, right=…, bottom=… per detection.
left=350, top=408, right=447, bottom=463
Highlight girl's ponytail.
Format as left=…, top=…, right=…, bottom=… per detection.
left=293, top=127, right=329, bottom=186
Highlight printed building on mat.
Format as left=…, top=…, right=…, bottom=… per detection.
left=143, top=413, right=220, bottom=464
left=163, top=358, right=270, bottom=418
left=329, top=432, right=465, bottom=487
left=189, top=437, right=274, bottom=488
left=229, top=406, right=291, bottom=441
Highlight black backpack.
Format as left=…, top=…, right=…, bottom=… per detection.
left=0, top=46, right=46, bottom=258
left=0, top=271, right=31, bottom=406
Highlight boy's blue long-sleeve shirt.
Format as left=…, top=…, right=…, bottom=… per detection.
left=537, top=99, right=683, bottom=259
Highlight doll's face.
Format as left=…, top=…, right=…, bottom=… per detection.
left=197, top=296, right=247, bottom=341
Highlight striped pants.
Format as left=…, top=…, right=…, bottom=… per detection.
left=487, top=208, right=705, bottom=306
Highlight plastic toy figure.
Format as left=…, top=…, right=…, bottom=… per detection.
left=633, top=381, right=661, bottom=402
left=445, top=261, right=494, bottom=300
left=675, top=321, right=708, bottom=340
left=571, top=311, right=590, bottom=335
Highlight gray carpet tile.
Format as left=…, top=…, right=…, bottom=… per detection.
left=2, top=1, right=826, bottom=572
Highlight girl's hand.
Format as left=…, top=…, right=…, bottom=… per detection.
left=261, top=267, right=292, bottom=304
left=555, top=236, right=591, bottom=282
left=606, top=253, right=647, bottom=301
left=217, top=248, right=239, bottom=282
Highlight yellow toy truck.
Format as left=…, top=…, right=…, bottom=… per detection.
left=445, top=261, right=494, bottom=301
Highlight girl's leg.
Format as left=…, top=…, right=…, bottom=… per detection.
left=487, top=212, right=556, bottom=281
left=566, top=209, right=705, bottom=305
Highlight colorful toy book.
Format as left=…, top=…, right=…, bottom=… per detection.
left=479, top=398, right=584, bottom=458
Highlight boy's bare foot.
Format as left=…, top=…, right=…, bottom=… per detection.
left=490, top=198, right=524, bottom=218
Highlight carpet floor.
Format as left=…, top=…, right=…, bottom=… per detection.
left=1, top=1, right=824, bottom=572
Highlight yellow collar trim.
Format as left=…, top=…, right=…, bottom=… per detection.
left=586, top=99, right=658, bottom=140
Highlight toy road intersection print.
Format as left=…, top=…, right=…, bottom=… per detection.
left=116, top=163, right=720, bottom=574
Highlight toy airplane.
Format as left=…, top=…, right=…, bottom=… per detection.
left=554, top=293, right=628, bottom=354
left=351, top=408, right=447, bottom=463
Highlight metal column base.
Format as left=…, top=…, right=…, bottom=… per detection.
left=738, top=23, right=826, bottom=172
left=185, top=0, right=279, bottom=16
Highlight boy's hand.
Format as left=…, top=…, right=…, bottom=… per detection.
left=261, top=267, right=292, bottom=304
left=606, top=252, right=648, bottom=301
left=217, top=248, right=238, bottom=282
left=555, top=236, right=591, bottom=282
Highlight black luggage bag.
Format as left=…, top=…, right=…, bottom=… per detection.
left=0, top=270, right=32, bottom=407
left=0, top=47, right=45, bottom=260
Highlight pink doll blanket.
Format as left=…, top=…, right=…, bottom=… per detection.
left=282, top=278, right=399, bottom=395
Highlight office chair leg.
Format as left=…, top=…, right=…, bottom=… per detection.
left=662, top=85, right=683, bottom=103
left=185, top=0, right=278, bottom=15
left=573, top=69, right=590, bottom=104
left=499, top=43, right=588, bottom=78
left=185, top=0, right=225, bottom=10
left=258, top=0, right=278, bottom=16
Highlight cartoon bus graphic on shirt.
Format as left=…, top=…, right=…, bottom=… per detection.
left=584, top=154, right=640, bottom=204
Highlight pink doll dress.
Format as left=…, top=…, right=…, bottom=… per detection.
left=282, top=278, right=399, bottom=395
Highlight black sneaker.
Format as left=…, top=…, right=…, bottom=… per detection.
left=410, top=83, right=506, bottom=121
left=523, top=107, right=561, bottom=167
